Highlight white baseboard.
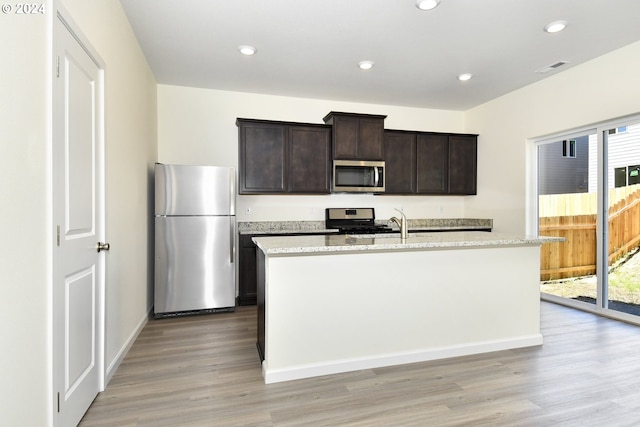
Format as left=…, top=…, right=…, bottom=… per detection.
left=103, top=306, right=152, bottom=386
left=263, top=334, right=543, bottom=384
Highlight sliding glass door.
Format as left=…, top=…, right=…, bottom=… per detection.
left=537, top=119, right=640, bottom=320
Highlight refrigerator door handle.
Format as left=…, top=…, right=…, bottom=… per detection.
left=230, top=219, right=235, bottom=263
left=228, top=167, right=236, bottom=215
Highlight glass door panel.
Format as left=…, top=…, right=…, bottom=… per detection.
left=538, top=131, right=598, bottom=306
left=605, top=123, right=640, bottom=316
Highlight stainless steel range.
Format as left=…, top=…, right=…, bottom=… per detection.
left=325, top=207, right=394, bottom=234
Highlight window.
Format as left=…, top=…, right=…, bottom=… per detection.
left=608, top=126, right=628, bottom=135
left=629, top=165, right=640, bottom=185
left=562, top=139, right=576, bottom=158
left=615, top=167, right=627, bottom=188
left=613, top=165, right=640, bottom=187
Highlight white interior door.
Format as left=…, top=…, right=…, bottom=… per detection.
left=53, top=14, right=105, bottom=427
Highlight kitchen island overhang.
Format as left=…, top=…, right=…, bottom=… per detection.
left=254, top=232, right=563, bottom=384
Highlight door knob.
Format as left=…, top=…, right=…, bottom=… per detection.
left=97, top=242, right=110, bottom=252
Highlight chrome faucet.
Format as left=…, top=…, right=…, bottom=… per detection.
left=389, top=208, right=408, bottom=240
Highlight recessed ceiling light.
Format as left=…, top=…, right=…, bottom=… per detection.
left=544, top=20, right=567, bottom=33
left=457, top=73, right=472, bottom=81
left=239, top=45, right=257, bottom=56
left=415, top=0, right=440, bottom=10
left=358, top=61, right=375, bottom=70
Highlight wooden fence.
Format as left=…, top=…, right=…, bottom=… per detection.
left=539, top=184, right=640, bottom=281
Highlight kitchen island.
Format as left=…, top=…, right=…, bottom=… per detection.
left=237, top=217, right=492, bottom=305
left=253, top=232, right=562, bottom=384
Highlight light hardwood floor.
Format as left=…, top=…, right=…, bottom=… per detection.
left=79, top=302, right=640, bottom=426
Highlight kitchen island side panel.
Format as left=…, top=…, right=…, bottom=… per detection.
left=261, top=245, right=542, bottom=383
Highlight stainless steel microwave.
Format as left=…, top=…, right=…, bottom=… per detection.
left=332, top=160, right=385, bottom=193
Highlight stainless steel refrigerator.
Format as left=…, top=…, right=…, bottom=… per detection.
left=154, top=163, right=236, bottom=317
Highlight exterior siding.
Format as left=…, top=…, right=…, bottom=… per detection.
left=538, top=136, right=589, bottom=195
left=588, top=124, right=640, bottom=193
left=540, top=124, right=640, bottom=195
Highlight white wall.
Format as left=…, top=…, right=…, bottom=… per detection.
left=157, top=85, right=469, bottom=222
left=0, top=0, right=157, bottom=425
left=0, top=5, right=50, bottom=427
left=465, top=40, right=640, bottom=233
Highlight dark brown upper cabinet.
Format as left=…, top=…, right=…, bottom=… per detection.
left=417, top=133, right=449, bottom=194
left=384, top=130, right=477, bottom=195
left=383, top=130, right=417, bottom=194
left=323, top=112, right=386, bottom=160
left=237, top=119, right=331, bottom=194
left=238, top=114, right=476, bottom=196
left=287, top=126, right=332, bottom=193
left=238, top=120, right=286, bottom=193
left=448, top=135, right=477, bottom=195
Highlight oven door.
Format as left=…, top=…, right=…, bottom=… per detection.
left=333, top=160, right=385, bottom=193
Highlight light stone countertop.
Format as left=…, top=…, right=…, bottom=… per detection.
left=238, top=218, right=492, bottom=235
left=253, top=231, right=563, bottom=255
left=238, top=220, right=336, bottom=235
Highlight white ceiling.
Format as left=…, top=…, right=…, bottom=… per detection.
left=119, top=0, right=640, bottom=111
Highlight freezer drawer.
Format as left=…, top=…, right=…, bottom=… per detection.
left=155, top=216, right=235, bottom=314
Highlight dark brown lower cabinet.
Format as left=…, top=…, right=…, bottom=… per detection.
left=238, top=234, right=258, bottom=306
left=239, top=232, right=331, bottom=308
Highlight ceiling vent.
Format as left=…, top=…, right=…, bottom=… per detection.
left=536, top=61, right=569, bottom=74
